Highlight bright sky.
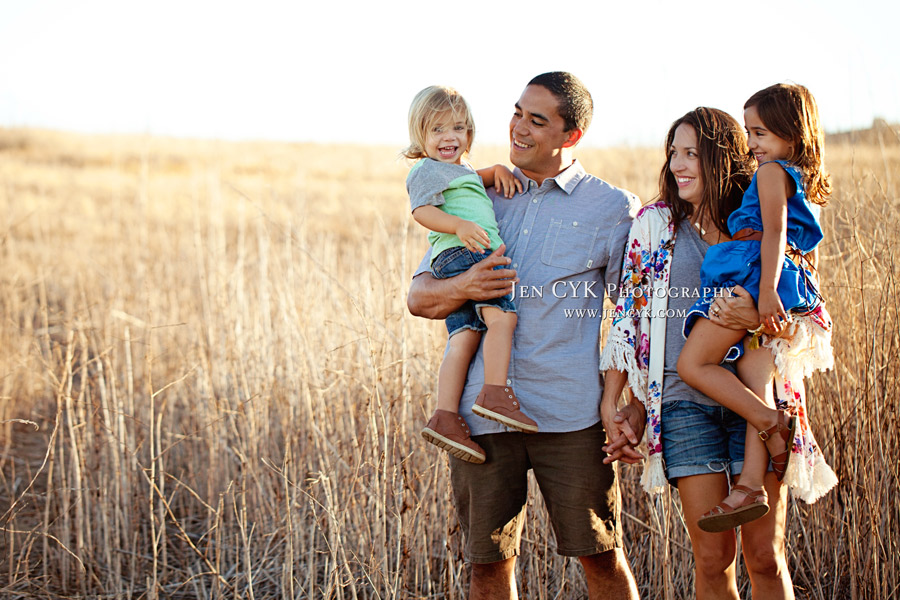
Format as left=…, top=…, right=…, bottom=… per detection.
left=1, top=0, right=898, bottom=148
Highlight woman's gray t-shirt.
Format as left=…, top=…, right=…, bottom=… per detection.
left=663, top=220, right=734, bottom=406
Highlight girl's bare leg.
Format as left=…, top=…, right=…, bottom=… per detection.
left=479, top=307, right=517, bottom=385
left=677, top=319, right=784, bottom=457
left=724, top=345, right=777, bottom=501
left=436, top=329, right=482, bottom=412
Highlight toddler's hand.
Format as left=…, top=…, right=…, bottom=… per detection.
left=493, top=165, right=523, bottom=199
left=456, top=220, right=490, bottom=253
left=758, top=288, right=789, bottom=334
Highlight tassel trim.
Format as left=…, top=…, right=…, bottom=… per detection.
left=641, top=453, right=668, bottom=495
left=600, top=337, right=648, bottom=404
left=763, top=314, right=834, bottom=381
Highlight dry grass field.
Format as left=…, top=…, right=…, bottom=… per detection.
left=0, top=125, right=898, bottom=599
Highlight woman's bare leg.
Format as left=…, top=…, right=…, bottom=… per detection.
left=677, top=473, right=741, bottom=599
left=741, top=473, right=794, bottom=599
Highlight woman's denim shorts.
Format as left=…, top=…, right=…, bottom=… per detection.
left=661, top=399, right=747, bottom=484
left=431, top=246, right=516, bottom=337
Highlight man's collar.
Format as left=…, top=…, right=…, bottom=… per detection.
left=513, top=160, right=585, bottom=195
left=553, top=159, right=586, bottom=194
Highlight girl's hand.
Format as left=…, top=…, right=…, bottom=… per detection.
left=493, top=165, right=523, bottom=199
left=455, top=220, right=491, bottom=253
left=758, top=288, right=789, bottom=333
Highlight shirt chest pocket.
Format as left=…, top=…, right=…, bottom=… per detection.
left=540, top=218, right=600, bottom=272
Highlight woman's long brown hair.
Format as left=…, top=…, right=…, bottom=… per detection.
left=659, top=107, right=755, bottom=236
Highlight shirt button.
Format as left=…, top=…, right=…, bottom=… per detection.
left=512, top=263, right=518, bottom=268
left=506, top=378, right=512, bottom=385
left=523, top=229, right=528, bottom=234
left=573, top=221, right=578, bottom=226
left=532, top=198, right=538, bottom=203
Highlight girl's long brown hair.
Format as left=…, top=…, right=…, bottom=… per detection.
left=744, top=83, right=832, bottom=205
left=659, top=107, right=755, bottom=235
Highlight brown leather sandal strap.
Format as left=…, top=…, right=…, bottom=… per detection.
left=758, top=422, right=780, bottom=441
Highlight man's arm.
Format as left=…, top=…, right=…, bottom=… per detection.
left=603, top=197, right=641, bottom=303
left=407, top=245, right=517, bottom=320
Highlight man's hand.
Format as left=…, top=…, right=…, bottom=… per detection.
left=407, top=245, right=517, bottom=320
left=455, top=244, right=517, bottom=300
left=602, top=396, right=646, bottom=465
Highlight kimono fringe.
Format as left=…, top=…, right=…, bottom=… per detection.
left=784, top=444, right=839, bottom=503
left=764, top=314, right=834, bottom=381
left=600, top=339, right=648, bottom=405
left=641, top=454, right=668, bottom=495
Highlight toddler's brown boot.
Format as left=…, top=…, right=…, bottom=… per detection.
left=472, top=385, right=538, bottom=433
left=421, top=409, right=486, bottom=463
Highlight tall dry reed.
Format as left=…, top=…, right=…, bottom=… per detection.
left=0, top=127, right=897, bottom=599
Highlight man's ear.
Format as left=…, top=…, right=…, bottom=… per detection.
left=562, top=128, right=584, bottom=148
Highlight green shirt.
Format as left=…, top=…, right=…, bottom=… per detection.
left=407, top=159, right=503, bottom=264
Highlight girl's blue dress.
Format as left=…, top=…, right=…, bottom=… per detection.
left=683, top=160, right=823, bottom=358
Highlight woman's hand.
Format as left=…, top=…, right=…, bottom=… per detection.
left=709, top=286, right=760, bottom=330
left=455, top=220, right=491, bottom=253
left=492, top=165, right=523, bottom=199
left=602, top=395, right=646, bottom=465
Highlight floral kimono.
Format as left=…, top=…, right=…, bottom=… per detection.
left=600, top=201, right=837, bottom=503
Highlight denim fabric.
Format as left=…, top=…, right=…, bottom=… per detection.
left=660, top=399, right=747, bottom=484
left=431, top=246, right=516, bottom=337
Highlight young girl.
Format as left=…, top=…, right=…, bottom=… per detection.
left=404, top=85, right=538, bottom=464
left=677, top=83, right=834, bottom=531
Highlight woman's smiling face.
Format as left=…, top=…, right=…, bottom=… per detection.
left=668, top=123, right=703, bottom=205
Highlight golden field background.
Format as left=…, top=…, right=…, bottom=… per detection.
left=0, top=125, right=898, bottom=599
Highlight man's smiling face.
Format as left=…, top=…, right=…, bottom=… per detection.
left=508, top=85, right=578, bottom=181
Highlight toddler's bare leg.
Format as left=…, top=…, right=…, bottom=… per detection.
left=436, top=329, right=482, bottom=412
left=479, top=307, right=517, bottom=386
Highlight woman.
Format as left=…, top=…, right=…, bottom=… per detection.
left=600, top=107, right=836, bottom=599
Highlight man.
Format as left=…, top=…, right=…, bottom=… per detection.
left=407, top=72, right=641, bottom=599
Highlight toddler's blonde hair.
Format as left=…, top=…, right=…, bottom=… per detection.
left=402, top=85, right=475, bottom=160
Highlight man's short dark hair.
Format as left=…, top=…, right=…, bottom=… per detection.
left=527, top=72, right=593, bottom=133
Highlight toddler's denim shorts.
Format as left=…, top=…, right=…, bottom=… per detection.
left=431, top=246, right=516, bottom=337
left=660, top=399, right=747, bottom=484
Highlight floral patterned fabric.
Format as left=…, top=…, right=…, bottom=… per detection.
left=600, top=201, right=837, bottom=502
